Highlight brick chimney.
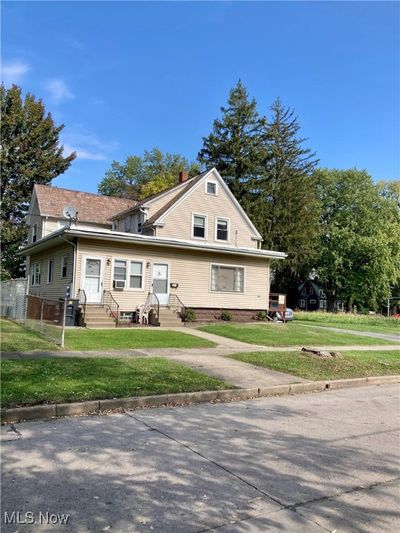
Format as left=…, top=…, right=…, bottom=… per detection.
left=178, top=171, right=189, bottom=183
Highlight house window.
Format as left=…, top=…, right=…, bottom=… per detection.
left=211, top=265, right=244, bottom=293
left=32, top=224, right=38, bottom=243
left=31, top=262, right=41, bottom=286
left=112, top=222, right=117, bottom=231
left=216, top=218, right=229, bottom=241
left=113, top=260, right=127, bottom=282
left=47, top=259, right=54, bottom=284
left=129, top=261, right=143, bottom=289
left=310, top=299, right=317, bottom=304
left=299, top=299, right=306, bottom=308
left=192, top=215, right=206, bottom=239
left=320, top=300, right=327, bottom=309
left=137, top=221, right=142, bottom=234
left=319, top=289, right=325, bottom=297
left=124, top=217, right=131, bottom=232
left=61, top=256, right=68, bottom=278
left=309, top=287, right=314, bottom=295
left=206, top=181, right=217, bottom=195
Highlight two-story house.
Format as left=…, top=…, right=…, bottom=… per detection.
left=21, top=168, right=286, bottom=326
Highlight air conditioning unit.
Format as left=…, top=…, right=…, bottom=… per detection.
left=113, top=280, right=126, bottom=290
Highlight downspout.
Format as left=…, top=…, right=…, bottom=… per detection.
left=59, top=235, right=77, bottom=297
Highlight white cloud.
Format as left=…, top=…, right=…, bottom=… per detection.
left=62, top=131, right=118, bottom=161
left=45, top=78, right=74, bottom=103
left=1, top=60, right=30, bottom=85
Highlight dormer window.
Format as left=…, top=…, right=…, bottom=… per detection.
left=206, top=181, right=217, bottom=195
left=137, top=221, right=142, bottom=234
left=32, top=224, right=37, bottom=243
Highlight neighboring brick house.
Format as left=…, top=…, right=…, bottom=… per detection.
left=22, top=168, right=286, bottom=326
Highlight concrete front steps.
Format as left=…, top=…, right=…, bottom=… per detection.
left=158, top=307, right=183, bottom=327
left=84, top=305, right=116, bottom=328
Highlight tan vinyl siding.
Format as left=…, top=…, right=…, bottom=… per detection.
left=76, top=238, right=269, bottom=311
left=28, top=243, right=74, bottom=300
left=156, top=179, right=258, bottom=248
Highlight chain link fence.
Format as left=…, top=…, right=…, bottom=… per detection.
left=0, top=278, right=28, bottom=320
left=1, top=280, right=65, bottom=346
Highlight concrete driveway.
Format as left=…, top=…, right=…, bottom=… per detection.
left=1, top=385, right=399, bottom=532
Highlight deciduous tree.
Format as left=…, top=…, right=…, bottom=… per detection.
left=0, top=84, right=76, bottom=279
left=98, top=148, right=200, bottom=200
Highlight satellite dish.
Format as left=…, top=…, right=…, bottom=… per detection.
left=63, top=205, right=77, bottom=219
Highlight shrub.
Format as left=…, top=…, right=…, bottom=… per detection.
left=218, top=310, right=232, bottom=321
left=183, top=308, right=196, bottom=323
left=256, top=311, right=268, bottom=321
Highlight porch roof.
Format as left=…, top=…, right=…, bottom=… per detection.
left=20, top=227, right=287, bottom=260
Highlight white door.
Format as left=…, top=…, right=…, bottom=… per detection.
left=82, top=257, right=104, bottom=303
left=152, top=263, right=169, bottom=305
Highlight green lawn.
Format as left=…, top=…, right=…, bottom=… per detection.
left=229, top=350, right=400, bottom=380
left=295, top=311, right=399, bottom=335
left=64, top=328, right=214, bottom=350
left=1, top=319, right=58, bottom=352
left=0, top=318, right=215, bottom=351
left=199, top=323, right=397, bottom=347
left=1, top=357, right=232, bottom=408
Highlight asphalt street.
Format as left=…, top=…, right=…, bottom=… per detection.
left=1, top=384, right=399, bottom=532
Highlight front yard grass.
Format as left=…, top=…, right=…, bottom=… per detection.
left=1, top=357, right=232, bottom=408
left=295, top=311, right=399, bottom=335
left=199, top=323, right=397, bottom=347
left=64, top=328, right=215, bottom=350
left=1, top=319, right=58, bottom=352
left=228, top=350, right=400, bottom=380
left=0, top=318, right=215, bottom=352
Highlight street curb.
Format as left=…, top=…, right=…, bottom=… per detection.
left=1, top=375, right=399, bottom=424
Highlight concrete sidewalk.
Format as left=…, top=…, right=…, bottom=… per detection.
left=296, top=323, right=400, bottom=343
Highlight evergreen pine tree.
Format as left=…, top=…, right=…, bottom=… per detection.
left=262, top=99, right=320, bottom=301
left=197, top=80, right=269, bottom=204
left=0, top=84, right=76, bottom=279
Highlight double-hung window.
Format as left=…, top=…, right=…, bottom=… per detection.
left=61, top=256, right=68, bottom=278
left=216, top=218, right=229, bottom=242
left=129, top=261, right=143, bottom=289
left=211, top=264, right=244, bottom=293
left=192, top=215, right=206, bottom=239
left=113, top=259, right=144, bottom=289
left=47, top=259, right=54, bottom=284
left=31, top=263, right=41, bottom=286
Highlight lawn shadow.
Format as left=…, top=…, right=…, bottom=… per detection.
left=1, top=392, right=399, bottom=532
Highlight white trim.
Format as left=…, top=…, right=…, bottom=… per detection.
left=80, top=255, right=104, bottom=303
left=209, top=262, right=246, bottom=294
left=46, top=258, right=54, bottom=284
left=156, top=168, right=263, bottom=240
left=215, top=217, right=230, bottom=243
left=151, top=261, right=170, bottom=305
left=21, top=227, right=287, bottom=260
left=205, top=180, right=218, bottom=196
left=111, top=256, right=146, bottom=291
left=31, top=262, right=41, bottom=287
left=61, top=255, right=68, bottom=279
left=191, top=213, right=208, bottom=240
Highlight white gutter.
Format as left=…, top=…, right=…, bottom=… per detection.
left=20, top=226, right=287, bottom=260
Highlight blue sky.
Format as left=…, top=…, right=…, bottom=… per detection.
left=2, top=1, right=399, bottom=193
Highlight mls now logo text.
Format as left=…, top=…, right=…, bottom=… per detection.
left=4, top=511, right=70, bottom=525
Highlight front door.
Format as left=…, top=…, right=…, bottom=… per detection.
left=82, top=257, right=104, bottom=303
left=152, top=263, right=169, bottom=305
